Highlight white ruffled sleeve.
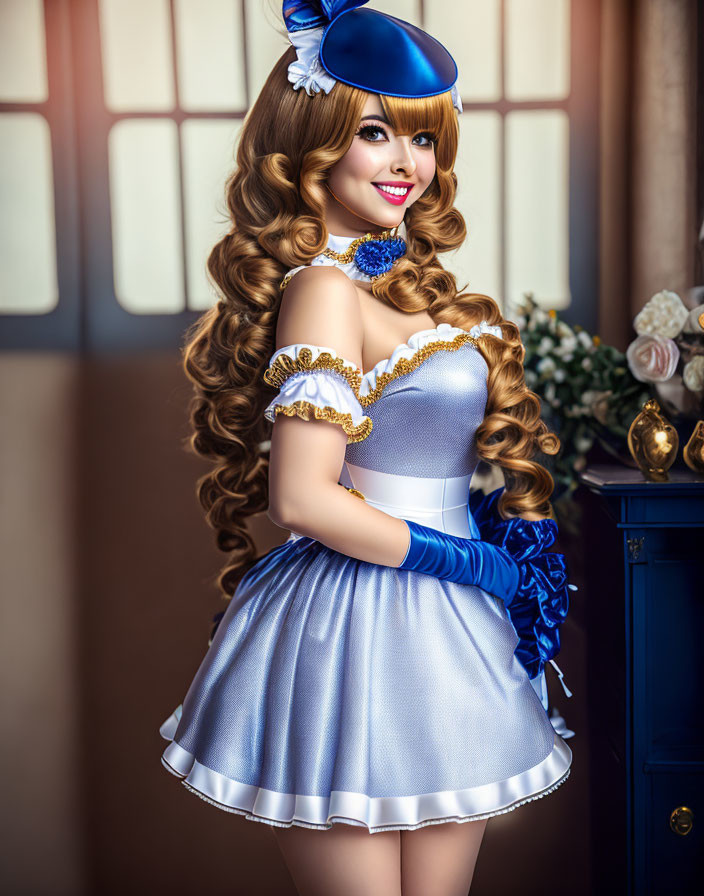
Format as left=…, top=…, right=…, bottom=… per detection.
left=262, top=343, right=372, bottom=443
left=469, top=320, right=503, bottom=339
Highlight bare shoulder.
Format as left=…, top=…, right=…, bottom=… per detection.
left=276, top=267, right=363, bottom=367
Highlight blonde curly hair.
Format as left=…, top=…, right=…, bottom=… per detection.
left=182, top=45, right=560, bottom=599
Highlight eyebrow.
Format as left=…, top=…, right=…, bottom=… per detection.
left=360, top=114, right=390, bottom=124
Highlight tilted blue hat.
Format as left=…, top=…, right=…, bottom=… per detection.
left=282, top=1, right=462, bottom=113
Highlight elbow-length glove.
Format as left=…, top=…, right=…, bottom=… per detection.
left=397, top=520, right=521, bottom=603
left=468, top=486, right=571, bottom=680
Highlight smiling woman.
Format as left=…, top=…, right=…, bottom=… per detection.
left=158, top=3, right=573, bottom=895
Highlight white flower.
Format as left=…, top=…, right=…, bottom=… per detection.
left=581, top=357, right=592, bottom=371
left=539, top=336, right=555, bottom=354
left=578, top=330, right=593, bottom=349
left=582, top=389, right=613, bottom=424
left=553, top=335, right=578, bottom=357
left=575, top=435, right=593, bottom=453
left=682, top=356, right=704, bottom=392
left=683, top=304, right=704, bottom=334
left=545, top=382, right=556, bottom=403
left=525, top=369, right=538, bottom=387
left=633, top=289, right=688, bottom=339
left=554, top=368, right=567, bottom=382
left=537, top=357, right=556, bottom=378
left=557, top=321, right=573, bottom=339
left=533, top=307, right=549, bottom=324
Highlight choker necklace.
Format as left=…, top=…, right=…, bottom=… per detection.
left=323, top=228, right=407, bottom=280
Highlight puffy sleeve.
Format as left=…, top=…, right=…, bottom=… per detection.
left=262, top=343, right=372, bottom=443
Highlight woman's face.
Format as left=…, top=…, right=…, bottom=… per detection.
left=324, top=92, right=437, bottom=236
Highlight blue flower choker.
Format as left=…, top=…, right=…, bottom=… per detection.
left=323, top=229, right=407, bottom=279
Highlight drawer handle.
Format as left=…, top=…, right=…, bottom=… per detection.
left=669, top=806, right=694, bottom=836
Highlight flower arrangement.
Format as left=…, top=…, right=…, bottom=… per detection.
left=626, top=289, right=704, bottom=420
left=512, top=293, right=651, bottom=501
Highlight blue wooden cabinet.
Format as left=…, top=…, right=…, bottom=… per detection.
left=577, top=464, right=704, bottom=894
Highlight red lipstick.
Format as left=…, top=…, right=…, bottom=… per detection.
left=372, top=181, right=414, bottom=205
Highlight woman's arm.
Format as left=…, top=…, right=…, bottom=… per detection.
left=267, top=265, right=411, bottom=567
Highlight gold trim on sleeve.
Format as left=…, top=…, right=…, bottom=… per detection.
left=263, top=347, right=363, bottom=398
left=271, top=400, right=373, bottom=443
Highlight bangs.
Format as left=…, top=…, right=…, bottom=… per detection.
left=379, top=91, right=458, bottom=166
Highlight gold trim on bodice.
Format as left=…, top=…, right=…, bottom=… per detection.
left=358, top=330, right=480, bottom=407
left=263, top=329, right=486, bottom=411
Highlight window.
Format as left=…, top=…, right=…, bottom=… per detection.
left=0, top=0, right=598, bottom=350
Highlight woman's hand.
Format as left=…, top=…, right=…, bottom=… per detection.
left=397, top=520, right=521, bottom=601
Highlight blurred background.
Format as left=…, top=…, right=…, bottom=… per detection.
left=0, top=1, right=701, bottom=893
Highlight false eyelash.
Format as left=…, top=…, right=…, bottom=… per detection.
left=355, top=125, right=436, bottom=145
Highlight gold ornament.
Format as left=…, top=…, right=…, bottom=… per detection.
left=321, top=228, right=396, bottom=264
left=627, top=398, right=679, bottom=481
left=683, top=420, right=704, bottom=474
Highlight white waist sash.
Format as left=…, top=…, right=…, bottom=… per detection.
left=339, top=462, right=478, bottom=539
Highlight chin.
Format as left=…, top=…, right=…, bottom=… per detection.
left=357, top=206, right=405, bottom=230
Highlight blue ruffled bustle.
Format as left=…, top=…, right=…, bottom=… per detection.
left=469, top=487, right=570, bottom=679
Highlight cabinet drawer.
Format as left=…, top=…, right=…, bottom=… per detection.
left=624, top=494, right=704, bottom=524
left=646, top=771, right=704, bottom=891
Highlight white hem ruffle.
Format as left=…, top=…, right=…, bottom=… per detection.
left=159, top=711, right=572, bottom=834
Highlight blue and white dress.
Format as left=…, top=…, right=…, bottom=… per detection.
left=159, top=238, right=573, bottom=833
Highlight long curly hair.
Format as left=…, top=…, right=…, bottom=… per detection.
left=182, top=45, right=560, bottom=599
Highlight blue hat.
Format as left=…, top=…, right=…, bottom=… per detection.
left=282, top=1, right=462, bottom=112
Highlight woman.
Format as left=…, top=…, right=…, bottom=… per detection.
left=159, top=3, right=573, bottom=893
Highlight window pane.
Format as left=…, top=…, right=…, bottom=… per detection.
left=505, top=0, right=570, bottom=100
left=0, top=0, right=48, bottom=102
left=506, top=110, right=570, bottom=310
left=182, top=119, right=243, bottom=310
left=450, top=112, right=502, bottom=305
left=174, top=0, right=246, bottom=111
left=425, top=0, right=501, bottom=102
left=0, top=114, right=57, bottom=313
left=244, top=0, right=292, bottom=104
left=108, top=120, right=184, bottom=313
left=376, top=1, right=421, bottom=27
left=98, top=0, right=174, bottom=112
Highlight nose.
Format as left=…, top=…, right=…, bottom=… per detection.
left=391, top=136, right=417, bottom=176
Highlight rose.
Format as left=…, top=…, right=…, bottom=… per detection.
left=633, top=289, right=688, bottom=339
left=626, top=334, right=679, bottom=382
left=682, top=356, right=704, bottom=392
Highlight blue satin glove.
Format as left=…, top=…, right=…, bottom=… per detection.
left=468, top=486, right=571, bottom=680
left=397, top=519, right=521, bottom=601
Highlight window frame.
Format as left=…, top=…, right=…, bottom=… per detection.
left=1, top=0, right=599, bottom=351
